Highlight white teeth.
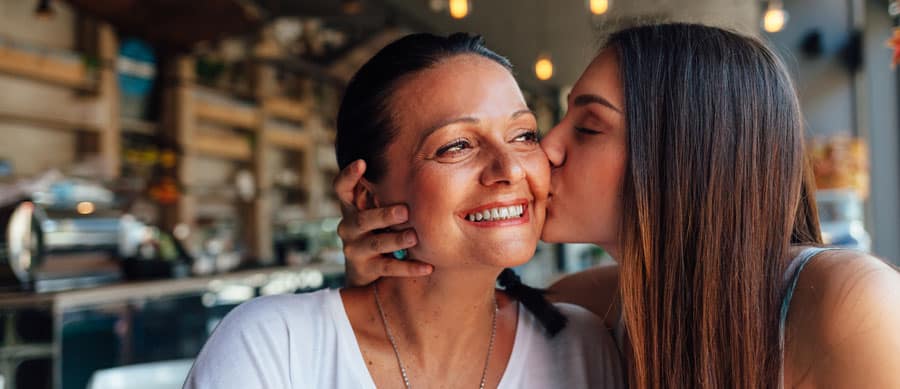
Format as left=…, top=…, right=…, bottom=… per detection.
left=465, top=205, right=526, bottom=222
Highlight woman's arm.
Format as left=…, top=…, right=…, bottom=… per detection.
left=547, top=262, right=620, bottom=330
left=785, top=251, right=900, bottom=388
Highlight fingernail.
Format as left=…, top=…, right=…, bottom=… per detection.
left=394, top=207, right=408, bottom=221
left=418, top=264, right=433, bottom=274
left=403, top=230, right=417, bottom=245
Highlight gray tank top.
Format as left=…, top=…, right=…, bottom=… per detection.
left=778, top=246, right=840, bottom=386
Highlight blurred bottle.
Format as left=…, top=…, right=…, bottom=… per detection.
left=816, top=189, right=871, bottom=251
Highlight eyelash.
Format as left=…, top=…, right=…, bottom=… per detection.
left=436, top=138, right=470, bottom=156
left=575, top=127, right=602, bottom=135
left=515, top=130, right=540, bottom=143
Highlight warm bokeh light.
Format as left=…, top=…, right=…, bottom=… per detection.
left=588, top=0, right=609, bottom=15
left=76, top=201, right=95, bottom=215
left=763, top=6, right=788, bottom=33
left=535, top=55, right=554, bottom=81
left=341, top=0, right=363, bottom=15
left=449, top=0, right=469, bottom=19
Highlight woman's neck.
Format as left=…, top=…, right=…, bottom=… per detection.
left=372, top=266, right=503, bottom=359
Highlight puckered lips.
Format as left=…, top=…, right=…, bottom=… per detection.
left=458, top=199, right=530, bottom=228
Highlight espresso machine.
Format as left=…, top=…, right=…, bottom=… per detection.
left=0, top=197, right=129, bottom=292
left=0, top=175, right=170, bottom=292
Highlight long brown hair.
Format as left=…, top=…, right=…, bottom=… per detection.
left=611, top=23, right=823, bottom=388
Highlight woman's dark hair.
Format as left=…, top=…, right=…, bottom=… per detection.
left=609, top=23, right=823, bottom=388
left=335, top=32, right=567, bottom=336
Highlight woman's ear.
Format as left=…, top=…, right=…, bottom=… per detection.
left=352, top=178, right=381, bottom=211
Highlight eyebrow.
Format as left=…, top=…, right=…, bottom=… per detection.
left=421, top=109, right=536, bottom=138
left=571, top=94, right=623, bottom=113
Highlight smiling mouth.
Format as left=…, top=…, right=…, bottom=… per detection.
left=465, top=204, right=524, bottom=222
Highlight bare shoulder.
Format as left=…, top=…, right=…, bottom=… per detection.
left=797, top=250, right=900, bottom=317
left=547, top=262, right=620, bottom=329
left=786, top=250, right=900, bottom=388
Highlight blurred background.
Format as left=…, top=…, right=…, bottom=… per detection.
left=0, top=0, right=897, bottom=388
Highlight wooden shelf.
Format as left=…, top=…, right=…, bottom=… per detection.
left=0, top=45, right=91, bottom=89
left=0, top=109, right=102, bottom=132
left=263, top=127, right=311, bottom=152
left=262, top=97, right=310, bottom=123
left=120, top=117, right=157, bottom=135
left=194, top=99, right=260, bottom=129
left=186, top=131, right=252, bottom=161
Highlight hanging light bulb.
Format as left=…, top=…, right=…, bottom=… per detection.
left=588, top=0, right=609, bottom=15
left=449, top=0, right=470, bottom=19
left=535, top=54, right=554, bottom=81
left=763, top=1, right=788, bottom=33
left=341, top=0, right=363, bottom=15
left=34, top=0, right=54, bottom=20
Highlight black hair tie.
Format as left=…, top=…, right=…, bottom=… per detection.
left=497, top=268, right=568, bottom=336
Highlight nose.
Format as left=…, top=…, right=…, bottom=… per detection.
left=480, top=147, right=526, bottom=186
left=541, top=122, right=566, bottom=168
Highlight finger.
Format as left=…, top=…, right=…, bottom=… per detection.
left=333, top=160, right=366, bottom=208
left=371, top=257, right=433, bottom=278
left=362, top=229, right=418, bottom=257
left=337, top=217, right=361, bottom=241
left=356, top=205, right=409, bottom=233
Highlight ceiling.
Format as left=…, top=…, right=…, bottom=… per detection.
left=380, top=0, right=761, bottom=90
left=64, top=0, right=761, bottom=89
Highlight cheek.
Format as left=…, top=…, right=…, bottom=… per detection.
left=406, top=170, right=454, bottom=218
left=403, top=167, right=469, bottom=250
left=545, top=144, right=627, bottom=243
left=524, top=152, right=550, bottom=200
left=583, top=148, right=626, bottom=237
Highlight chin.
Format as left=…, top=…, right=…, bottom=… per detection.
left=489, top=244, right=538, bottom=268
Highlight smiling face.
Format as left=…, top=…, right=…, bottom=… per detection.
left=539, top=48, right=627, bottom=257
left=366, top=54, right=549, bottom=270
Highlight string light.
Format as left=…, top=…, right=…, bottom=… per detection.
left=534, top=54, right=554, bottom=81
left=763, top=1, right=788, bottom=33
left=34, top=0, right=54, bottom=20
left=449, top=0, right=470, bottom=19
left=588, top=0, right=609, bottom=15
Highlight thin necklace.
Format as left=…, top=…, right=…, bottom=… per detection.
left=373, top=283, right=499, bottom=389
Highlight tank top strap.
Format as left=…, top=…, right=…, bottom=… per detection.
left=778, top=246, right=840, bottom=387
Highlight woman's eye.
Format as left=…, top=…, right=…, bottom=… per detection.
left=513, top=130, right=540, bottom=143
left=575, top=126, right=602, bottom=135
left=436, top=139, right=471, bottom=156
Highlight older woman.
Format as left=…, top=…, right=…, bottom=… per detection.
left=336, top=23, right=900, bottom=388
left=183, top=33, right=623, bottom=389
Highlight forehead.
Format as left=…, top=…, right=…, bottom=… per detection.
left=571, top=48, right=623, bottom=105
left=388, top=54, right=527, bottom=130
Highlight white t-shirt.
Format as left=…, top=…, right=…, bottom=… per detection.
left=184, top=288, right=624, bottom=389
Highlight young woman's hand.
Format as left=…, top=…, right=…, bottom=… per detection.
left=333, top=160, right=433, bottom=287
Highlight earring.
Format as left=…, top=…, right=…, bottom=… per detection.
left=392, top=249, right=408, bottom=260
